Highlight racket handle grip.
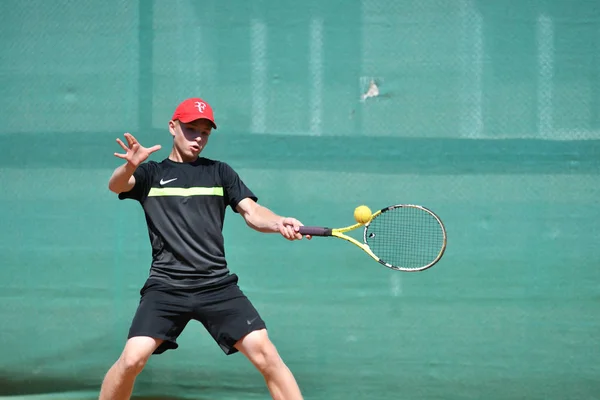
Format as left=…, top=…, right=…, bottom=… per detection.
left=298, top=226, right=333, bottom=236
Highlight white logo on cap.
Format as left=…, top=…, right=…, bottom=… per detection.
left=194, top=101, right=206, bottom=113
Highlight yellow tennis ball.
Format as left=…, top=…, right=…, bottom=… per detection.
left=354, top=205, right=372, bottom=224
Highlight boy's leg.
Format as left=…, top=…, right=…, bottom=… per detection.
left=100, top=282, right=191, bottom=400
left=234, top=329, right=303, bottom=400
left=99, top=336, right=163, bottom=400
left=191, top=277, right=303, bottom=400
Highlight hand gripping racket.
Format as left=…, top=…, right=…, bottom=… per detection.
left=299, top=204, right=447, bottom=272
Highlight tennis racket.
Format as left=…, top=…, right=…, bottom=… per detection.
left=299, top=204, right=447, bottom=272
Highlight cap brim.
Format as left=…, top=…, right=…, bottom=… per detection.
left=178, top=115, right=217, bottom=129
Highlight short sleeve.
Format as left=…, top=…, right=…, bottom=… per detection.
left=118, top=162, right=156, bottom=203
left=219, top=162, right=257, bottom=212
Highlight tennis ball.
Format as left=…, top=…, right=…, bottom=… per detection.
left=354, top=205, right=372, bottom=224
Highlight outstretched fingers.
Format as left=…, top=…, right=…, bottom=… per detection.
left=114, top=137, right=129, bottom=159
left=116, top=138, right=129, bottom=152
left=147, top=144, right=162, bottom=154
left=124, top=133, right=137, bottom=147
left=113, top=131, right=162, bottom=163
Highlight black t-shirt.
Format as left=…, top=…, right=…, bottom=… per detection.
left=118, top=157, right=257, bottom=288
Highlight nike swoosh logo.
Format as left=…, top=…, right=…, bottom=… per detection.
left=159, top=178, right=177, bottom=185
left=247, top=317, right=258, bottom=325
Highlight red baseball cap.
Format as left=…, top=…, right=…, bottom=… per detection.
left=171, top=97, right=217, bottom=129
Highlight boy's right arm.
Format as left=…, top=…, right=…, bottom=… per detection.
left=108, top=162, right=137, bottom=194
left=108, top=132, right=161, bottom=194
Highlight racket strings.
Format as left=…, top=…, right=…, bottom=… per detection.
left=366, top=207, right=445, bottom=270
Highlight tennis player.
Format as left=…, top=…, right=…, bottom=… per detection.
left=99, top=97, right=308, bottom=400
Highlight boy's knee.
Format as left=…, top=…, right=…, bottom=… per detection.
left=118, top=351, right=149, bottom=376
left=116, top=337, right=161, bottom=377
left=236, top=329, right=286, bottom=377
left=248, top=341, right=283, bottom=376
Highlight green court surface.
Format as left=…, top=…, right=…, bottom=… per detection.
left=1, top=1, right=599, bottom=399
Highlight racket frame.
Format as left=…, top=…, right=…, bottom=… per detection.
left=299, top=204, right=447, bottom=272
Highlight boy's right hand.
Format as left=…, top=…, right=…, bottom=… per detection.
left=114, top=133, right=161, bottom=167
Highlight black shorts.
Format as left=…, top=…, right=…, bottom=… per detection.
left=128, top=274, right=266, bottom=355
